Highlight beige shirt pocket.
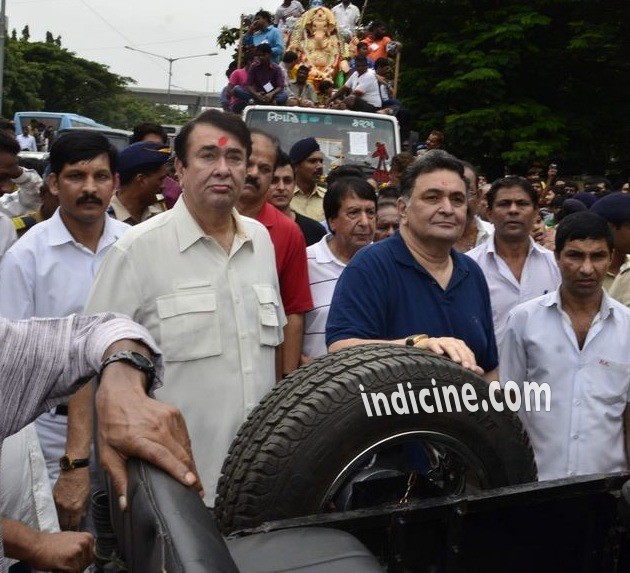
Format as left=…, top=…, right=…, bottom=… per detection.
left=253, top=284, right=283, bottom=347
left=157, top=288, right=221, bottom=361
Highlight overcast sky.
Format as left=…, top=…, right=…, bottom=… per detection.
left=9, top=0, right=278, bottom=95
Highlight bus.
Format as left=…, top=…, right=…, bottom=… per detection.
left=14, top=111, right=110, bottom=137
left=242, top=105, right=401, bottom=176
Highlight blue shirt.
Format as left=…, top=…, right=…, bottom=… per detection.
left=326, top=231, right=499, bottom=372
left=252, top=26, right=285, bottom=64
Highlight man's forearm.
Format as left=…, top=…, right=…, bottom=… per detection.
left=281, top=314, right=304, bottom=375
left=329, top=337, right=405, bottom=352
left=65, top=384, right=93, bottom=460
left=3, top=517, right=40, bottom=560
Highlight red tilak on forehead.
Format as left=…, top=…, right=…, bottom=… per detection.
left=218, top=136, right=228, bottom=147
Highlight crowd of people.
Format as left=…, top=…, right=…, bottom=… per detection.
left=0, top=100, right=629, bottom=570
left=220, top=2, right=408, bottom=131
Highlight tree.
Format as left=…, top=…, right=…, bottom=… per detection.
left=3, top=33, right=191, bottom=129
left=361, top=0, right=630, bottom=176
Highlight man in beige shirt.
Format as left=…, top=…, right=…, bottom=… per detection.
left=289, top=137, right=327, bottom=223
left=108, top=141, right=170, bottom=225
left=591, top=192, right=630, bottom=305
left=86, top=111, right=286, bottom=501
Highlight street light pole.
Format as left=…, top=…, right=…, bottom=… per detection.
left=0, top=0, right=7, bottom=116
left=204, top=72, right=212, bottom=109
left=124, top=46, right=218, bottom=106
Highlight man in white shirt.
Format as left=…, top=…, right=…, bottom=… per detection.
left=0, top=130, right=43, bottom=218
left=329, top=55, right=382, bottom=112
left=275, top=0, right=305, bottom=30
left=453, top=161, right=493, bottom=253
left=331, top=0, right=361, bottom=41
left=467, top=175, right=560, bottom=349
left=0, top=211, right=16, bottom=258
left=85, top=110, right=286, bottom=501
left=16, top=125, right=37, bottom=152
left=0, top=131, right=130, bottom=535
left=501, top=211, right=630, bottom=481
left=303, top=176, right=376, bottom=361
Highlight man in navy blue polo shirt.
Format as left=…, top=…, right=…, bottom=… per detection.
left=326, top=150, right=498, bottom=381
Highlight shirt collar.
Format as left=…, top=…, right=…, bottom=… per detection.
left=314, top=234, right=341, bottom=264
left=47, top=208, right=125, bottom=250
left=541, top=287, right=616, bottom=321
left=46, top=208, right=76, bottom=246
left=256, top=201, right=277, bottom=229
left=389, top=231, right=470, bottom=291
left=108, top=194, right=132, bottom=222
left=293, top=184, right=326, bottom=198
left=486, top=234, right=547, bottom=257
left=173, top=195, right=251, bottom=253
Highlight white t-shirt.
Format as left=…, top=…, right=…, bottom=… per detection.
left=344, top=68, right=382, bottom=108
left=16, top=133, right=37, bottom=151
left=303, top=235, right=346, bottom=359
left=332, top=2, right=361, bottom=37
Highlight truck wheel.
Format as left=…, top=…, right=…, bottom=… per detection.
left=214, top=345, right=537, bottom=533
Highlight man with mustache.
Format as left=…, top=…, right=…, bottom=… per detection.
left=466, top=176, right=560, bottom=350
left=0, top=131, right=130, bottom=543
left=85, top=110, right=285, bottom=503
left=236, top=130, right=312, bottom=376
left=289, top=137, right=327, bottom=223
left=108, top=141, right=170, bottom=225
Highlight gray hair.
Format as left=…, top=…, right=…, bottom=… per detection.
left=400, top=150, right=469, bottom=201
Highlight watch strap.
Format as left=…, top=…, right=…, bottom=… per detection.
left=59, top=455, right=90, bottom=471
left=100, top=350, right=155, bottom=385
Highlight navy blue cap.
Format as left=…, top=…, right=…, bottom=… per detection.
left=562, top=198, right=587, bottom=214
left=118, top=141, right=171, bottom=174
left=573, top=191, right=598, bottom=209
left=590, top=192, right=630, bottom=225
left=289, top=137, right=320, bottom=165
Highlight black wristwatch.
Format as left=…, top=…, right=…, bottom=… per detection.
left=100, top=350, right=155, bottom=387
left=59, top=455, right=90, bottom=471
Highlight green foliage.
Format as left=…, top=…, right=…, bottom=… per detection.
left=217, top=25, right=241, bottom=50
left=3, top=33, right=191, bottom=130
left=361, top=0, right=630, bottom=176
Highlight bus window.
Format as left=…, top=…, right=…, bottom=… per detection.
left=14, top=112, right=109, bottom=136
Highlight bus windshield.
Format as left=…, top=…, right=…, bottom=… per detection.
left=244, top=107, right=400, bottom=174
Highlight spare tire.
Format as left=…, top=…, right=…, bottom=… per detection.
left=214, top=345, right=537, bottom=533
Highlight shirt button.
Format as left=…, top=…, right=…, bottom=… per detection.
left=573, top=434, right=579, bottom=440
left=575, top=400, right=581, bottom=406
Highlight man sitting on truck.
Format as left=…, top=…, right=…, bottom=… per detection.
left=328, top=55, right=383, bottom=113
left=233, top=44, right=289, bottom=110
